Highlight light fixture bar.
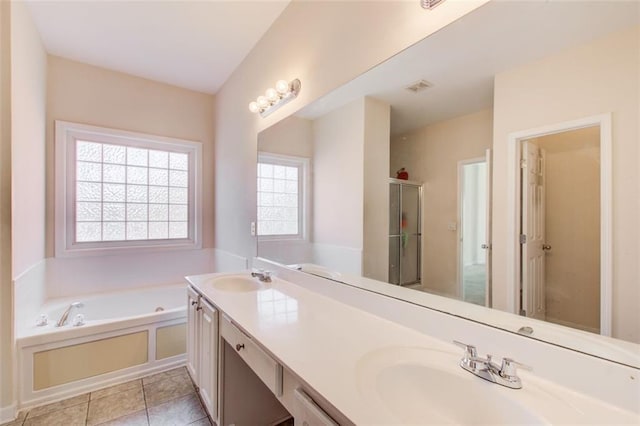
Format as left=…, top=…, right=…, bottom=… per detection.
left=421, top=0, right=446, bottom=10
left=249, top=79, right=302, bottom=118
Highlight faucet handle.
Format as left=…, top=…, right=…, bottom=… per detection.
left=500, top=358, right=532, bottom=378
left=453, top=340, right=478, bottom=360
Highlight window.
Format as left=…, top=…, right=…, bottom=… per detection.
left=257, top=153, right=308, bottom=239
left=55, top=121, right=202, bottom=256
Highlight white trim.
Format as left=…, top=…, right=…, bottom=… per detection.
left=257, top=152, right=310, bottom=241
left=55, top=120, right=203, bottom=257
left=505, top=113, right=612, bottom=336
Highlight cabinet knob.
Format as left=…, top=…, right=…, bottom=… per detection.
left=196, top=306, right=202, bottom=311
left=191, top=301, right=197, bottom=306
left=236, top=343, right=245, bottom=351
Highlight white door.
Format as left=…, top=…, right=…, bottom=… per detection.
left=483, top=148, right=493, bottom=307
left=186, top=287, right=200, bottom=382
left=198, top=298, right=218, bottom=419
left=521, top=141, right=546, bottom=320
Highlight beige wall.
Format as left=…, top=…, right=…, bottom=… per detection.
left=312, top=99, right=364, bottom=251
left=11, top=1, right=47, bottom=279
left=363, top=98, right=390, bottom=282
left=535, top=127, right=600, bottom=333
left=46, top=56, right=216, bottom=254
left=258, top=115, right=313, bottom=158
left=492, top=26, right=639, bottom=342
left=212, top=0, right=489, bottom=261
left=390, top=108, right=493, bottom=297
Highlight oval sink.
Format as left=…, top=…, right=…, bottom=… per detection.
left=206, top=275, right=267, bottom=292
left=356, top=347, right=544, bottom=424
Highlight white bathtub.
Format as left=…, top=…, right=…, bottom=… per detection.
left=17, top=284, right=188, bottom=409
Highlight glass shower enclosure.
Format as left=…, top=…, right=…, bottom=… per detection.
left=389, top=179, right=422, bottom=286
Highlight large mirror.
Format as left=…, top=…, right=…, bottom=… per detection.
left=257, top=0, right=640, bottom=367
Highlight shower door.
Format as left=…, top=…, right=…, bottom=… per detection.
left=389, top=180, right=422, bottom=286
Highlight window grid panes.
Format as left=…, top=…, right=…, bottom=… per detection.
left=75, top=140, right=189, bottom=243
left=257, top=161, right=301, bottom=236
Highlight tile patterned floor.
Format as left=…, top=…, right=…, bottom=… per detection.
left=2, top=367, right=213, bottom=426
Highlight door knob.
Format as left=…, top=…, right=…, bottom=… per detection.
left=542, top=244, right=552, bottom=251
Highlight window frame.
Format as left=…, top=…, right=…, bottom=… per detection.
left=55, top=120, right=203, bottom=257
left=257, top=152, right=310, bottom=241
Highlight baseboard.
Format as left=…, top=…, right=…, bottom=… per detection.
left=0, top=402, right=17, bottom=424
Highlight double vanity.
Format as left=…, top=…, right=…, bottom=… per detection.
left=186, top=270, right=639, bottom=425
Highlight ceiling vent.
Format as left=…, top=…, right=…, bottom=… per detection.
left=421, top=0, right=446, bottom=10
left=405, top=80, right=433, bottom=93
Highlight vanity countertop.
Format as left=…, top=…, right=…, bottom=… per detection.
left=186, top=272, right=639, bottom=424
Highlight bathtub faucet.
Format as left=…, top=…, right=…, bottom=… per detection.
left=56, top=302, right=84, bottom=327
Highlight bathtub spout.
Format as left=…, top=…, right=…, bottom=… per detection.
left=56, top=302, right=84, bottom=327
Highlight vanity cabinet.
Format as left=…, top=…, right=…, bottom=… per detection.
left=186, top=286, right=218, bottom=420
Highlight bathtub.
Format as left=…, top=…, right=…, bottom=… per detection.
left=17, top=284, right=188, bottom=409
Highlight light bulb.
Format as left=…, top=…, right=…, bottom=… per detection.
left=275, top=80, right=289, bottom=95
left=257, top=96, right=269, bottom=108
left=266, top=88, right=279, bottom=102
left=248, top=101, right=259, bottom=113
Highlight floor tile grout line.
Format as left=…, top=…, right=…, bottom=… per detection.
left=142, top=378, right=151, bottom=426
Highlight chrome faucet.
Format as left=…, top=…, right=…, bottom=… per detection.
left=251, top=269, right=272, bottom=282
left=56, top=302, right=84, bottom=327
left=453, top=341, right=531, bottom=389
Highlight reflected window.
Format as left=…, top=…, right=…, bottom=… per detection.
left=257, top=153, right=308, bottom=239
left=257, top=289, right=299, bottom=325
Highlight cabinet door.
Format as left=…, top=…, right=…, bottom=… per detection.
left=198, top=298, right=218, bottom=419
left=186, top=287, right=200, bottom=383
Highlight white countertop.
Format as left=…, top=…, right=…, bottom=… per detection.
left=187, top=272, right=639, bottom=424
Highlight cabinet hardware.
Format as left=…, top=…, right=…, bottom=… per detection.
left=236, top=343, right=245, bottom=351
left=191, top=301, right=198, bottom=306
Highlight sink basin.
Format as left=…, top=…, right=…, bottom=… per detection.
left=205, top=275, right=267, bottom=292
left=356, top=347, right=544, bottom=424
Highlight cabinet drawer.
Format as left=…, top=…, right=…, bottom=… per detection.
left=220, top=315, right=282, bottom=396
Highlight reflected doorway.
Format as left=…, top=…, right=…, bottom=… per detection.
left=519, top=125, right=603, bottom=334
left=458, top=157, right=489, bottom=306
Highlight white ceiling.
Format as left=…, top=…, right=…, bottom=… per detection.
left=297, top=1, right=639, bottom=136
left=26, top=0, right=291, bottom=94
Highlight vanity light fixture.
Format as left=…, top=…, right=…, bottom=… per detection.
left=249, top=79, right=301, bottom=117
left=421, top=0, right=446, bottom=10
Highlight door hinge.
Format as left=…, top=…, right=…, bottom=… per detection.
left=520, top=159, right=527, bottom=168
left=519, top=234, right=527, bottom=244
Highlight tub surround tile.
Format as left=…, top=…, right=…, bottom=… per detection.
left=96, top=409, right=149, bottom=426
left=90, top=379, right=142, bottom=401
left=25, top=393, right=89, bottom=419
left=141, top=367, right=186, bottom=386
left=147, top=394, right=206, bottom=426
left=143, top=371, right=194, bottom=408
left=23, top=403, right=88, bottom=426
left=87, top=387, right=145, bottom=426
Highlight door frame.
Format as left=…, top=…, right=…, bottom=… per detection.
left=457, top=156, right=488, bottom=303
left=505, top=113, right=612, bottom=336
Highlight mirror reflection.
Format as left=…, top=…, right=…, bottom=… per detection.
left=257, top=0, right=639, bottom=365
